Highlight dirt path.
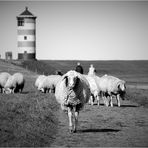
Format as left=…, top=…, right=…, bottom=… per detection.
left=50, top=99, right=148, bottom=147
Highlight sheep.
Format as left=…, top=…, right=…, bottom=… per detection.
left=98, top=75, right=126, bottom=107
left=38, top=75, right=62, bottom=93
left=0, top=72, right=11, bottom=93
left=55, top=70, right=91, bottom=133
left=35, top=75, right=46, bottom=90
left=84, top=75, right=100, bottom=106
left=4, top=73, right=25, bottom=93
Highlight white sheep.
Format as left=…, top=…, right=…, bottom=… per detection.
left=84, top=75, right=100, bottom=106
left=55, top=70, right=91, bottom=133
left=0, top=72, right=11, bottom=93
left=98, top=75, right=126, bottom=107
left=4, top=73, right=25, bottom=93
left=35, top=75, right=46, bottom=89
left=38, top=75, right=62, bottom=93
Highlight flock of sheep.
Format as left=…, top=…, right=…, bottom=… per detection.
left=35, top=67, right=126, bottom=133
left=0, top=66, right=126, bottom=133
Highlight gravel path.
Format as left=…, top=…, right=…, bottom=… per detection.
left=50, top=99, right=148, bottom=147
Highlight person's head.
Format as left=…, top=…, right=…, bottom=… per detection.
left=90, top=64, right=93, bottom=67
left=77, top=62, right=80, bottom=66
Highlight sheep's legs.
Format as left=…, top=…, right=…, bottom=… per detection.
left=101, top=92, right=109, bottom=107
left=116, top=94, right=120, bottom=107
left=67, top=107, right=73, bottom=133
left=12, top=88, right=15, bottom=94
left=88, top=96, right=91, bottom=105
left=102, top=96, right=106, bottom=106
left=110, top=96, right=113, bottom=107
left=96, top=95, right=100, bottom=106
left=67, top=106, right=79, bottom=133
left=73, top=111, right=79, bottom=133
left=89, top=95, right=94, bottom=105
left=2, top=88, right=5, bottom=93
left=103, top=96, right=109, bottom=107
left=90, top=95, right=94, bottom=105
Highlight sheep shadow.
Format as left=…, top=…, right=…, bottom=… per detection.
left=91, top=103, right=139, bottom=108
left=120, top=104, right=139, bottom=108
left=88, top=103, right=105, bottom=106
left=19, top=90, right=35, bottom=94
left=78, top=128, right=120, bottom=133
left=21, top=91, right=30, bottom=94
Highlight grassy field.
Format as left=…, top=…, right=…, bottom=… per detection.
left=43, top=60, right=148, bottom=84
left=0, top=59, right=148, bottom=146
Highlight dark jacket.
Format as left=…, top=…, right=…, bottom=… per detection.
left=75, top=65, right=84, bottom=74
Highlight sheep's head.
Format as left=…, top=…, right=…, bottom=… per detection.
left=38, top=87, right=45, bottom=93
left=118, top=81, right=126, bottom=91
left=3, top=88, right=12, bottom=94
left=117, top=80, right=126, bottom=99
left=63, top=71, right=80, bottom=89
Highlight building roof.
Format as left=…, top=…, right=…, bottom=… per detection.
left=20, top=7, right=33, bottom=15
left=17, top=7, right=36, bottom=18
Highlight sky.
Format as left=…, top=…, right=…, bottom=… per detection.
left=0, top=0, right=148, bottom=60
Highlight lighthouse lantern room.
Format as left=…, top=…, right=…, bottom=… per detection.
left=17, top=7, right=37, bottom=60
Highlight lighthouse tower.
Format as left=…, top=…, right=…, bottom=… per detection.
left=17, top=7, right=37, bottom=60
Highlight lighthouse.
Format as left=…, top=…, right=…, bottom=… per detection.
left=17, top=7, right=37, bottom=60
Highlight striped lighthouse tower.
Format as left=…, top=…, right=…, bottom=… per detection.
left=17, top=7, right=37, bottom=60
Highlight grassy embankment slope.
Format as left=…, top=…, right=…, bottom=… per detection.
left=0, top=60, right=59, bottom=147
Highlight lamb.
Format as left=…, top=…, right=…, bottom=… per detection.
left=0, top=72, right=11, bottom=93
left=55, top=70, right=91, bottom=133
left=98, top=75, right=126, bottom=107
left=84, top=75, right=100, bottom=105
left=38, top=75, right=62, bottom=93
left=35, top=75, right=46, bottom=90
left=4, top=73, right=25, bottom=93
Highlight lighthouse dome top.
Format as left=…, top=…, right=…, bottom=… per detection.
left=17, top=7, right=36, bottom=18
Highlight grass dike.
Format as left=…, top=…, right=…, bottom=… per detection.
left=0, top=60, right=59, bottom=147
